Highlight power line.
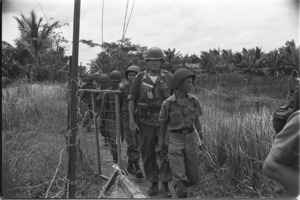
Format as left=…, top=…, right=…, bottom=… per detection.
left=101, top=0, right=105, bottom=48
left=124, top=0, right=135, bottom=36
left=121, top=0, right=130, bottom=40
left=36, top=0, right=49, bottom=24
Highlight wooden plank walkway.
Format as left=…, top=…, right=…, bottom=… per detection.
left=79, top=126, right=170, bottom=198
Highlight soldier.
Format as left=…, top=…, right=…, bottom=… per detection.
left=263, top=87, right=300, bottom=198
left=159, top=68, right=203, bottom=198
left=161, top=62, right=173, bottom=74
left=128, top=47, right=173, bottom=197
left=95, top=73, right=111, bottom=145
left=78, top=74, right=95, bottom=132
left=119, top=65, right=143, bottom=178
left=101, top=70, right=122, bottom=163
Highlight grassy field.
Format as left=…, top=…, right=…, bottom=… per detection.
left=2, top=74, right=294, bottom=198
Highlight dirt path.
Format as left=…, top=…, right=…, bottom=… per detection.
left=80, top=127, right=168, bottom=198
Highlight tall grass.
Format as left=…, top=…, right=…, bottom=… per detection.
left=2, top=74, right=292, bottom=198
left=193, top=73, right=290, bottom=197
left=2, top=80, right=69, bottom=198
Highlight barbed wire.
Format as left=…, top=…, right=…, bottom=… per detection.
left=45, top=146, right=66, bottom=198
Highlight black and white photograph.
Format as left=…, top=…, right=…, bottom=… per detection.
left=2, top=0, right=299, bottom=198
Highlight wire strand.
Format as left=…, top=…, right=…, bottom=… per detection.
left=124, top=0, right=136, bottom=36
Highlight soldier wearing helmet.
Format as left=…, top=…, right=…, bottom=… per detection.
left=128, top=47, right=173, bottom=197
left=119, top=65, right=143, bottom=178
left=161, top=62, right=173, bottom=74
left=78, top=73, right=96, bottom=132
left=100, top=70, right=123, bottom=163
left=159, top=68, right=204, bottom=198
left=94, top=73, right=111, bottom=145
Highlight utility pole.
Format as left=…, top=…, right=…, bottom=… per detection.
left=68, top=0, right=81, bottom=198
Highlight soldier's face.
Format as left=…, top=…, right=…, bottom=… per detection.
left=111, top=81, right=120, bottom=90
left=147, top=60, right=162, bottom=73
left=101, top=82, right=110, bottom=89
left=179, top=77, right=194, bottom=93
left=127, top=72, right=137, bottom=83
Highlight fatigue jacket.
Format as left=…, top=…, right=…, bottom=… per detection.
left=128, top=69, right=173, bottom=126
left=101, top=91, right=118, bottom=120
left=119, top=82, right=131, bottom=121
left=159, top=92, right=203, bottom=132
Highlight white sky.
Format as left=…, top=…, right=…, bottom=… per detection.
left=2, top=0, right=299, bottom=66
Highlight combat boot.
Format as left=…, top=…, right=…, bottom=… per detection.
left=133, top=160, right=143, bottom=179
left=127, top=160, right=136, bottom=174
left=161, top=182, right=171, bottom=198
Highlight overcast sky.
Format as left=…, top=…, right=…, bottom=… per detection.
left=2, top=0, right=299, bottom=66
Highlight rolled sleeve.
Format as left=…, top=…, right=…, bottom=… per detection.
left=159, top=101, right=169, bottom=123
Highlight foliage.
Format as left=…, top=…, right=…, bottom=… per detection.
left=89, top=38, right=147, bottom=75
left=163, top=48, right=182, bottom=65
left=4, top=10, right=69, bottom=82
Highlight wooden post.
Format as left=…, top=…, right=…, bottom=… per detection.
left=68, top=0, right=81, bottom=198
left=67, top=56, right=72, bottom=131
left=91, top=93, right=102, bottom=174
left=115, top=92, right=122, bottom=169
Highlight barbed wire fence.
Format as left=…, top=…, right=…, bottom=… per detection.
left=76, top=89, right=122, bottom=177
left=75, top=88, right=148, bottom=198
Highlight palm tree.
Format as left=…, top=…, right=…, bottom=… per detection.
left=279, top=40, right=300, bottom=75
left=14, top=10, right=59, bottom=65
left=163, top=48, right=182, bottom=65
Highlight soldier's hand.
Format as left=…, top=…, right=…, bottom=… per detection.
left=129, top=121, right=139, bottom=131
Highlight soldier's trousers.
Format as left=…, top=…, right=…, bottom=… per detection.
left=82, top=101, right=93, bottom=127
left=168, top=132, right=201, bottom=198
left=139, top=123, right=172, bottom=183
left=122, top=120, right=140, bottom=162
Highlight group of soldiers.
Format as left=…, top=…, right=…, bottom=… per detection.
left=78, top=47, right=204, bottom=198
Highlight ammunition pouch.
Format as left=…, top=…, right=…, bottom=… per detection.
left=136, top=103, right=161, bottom=120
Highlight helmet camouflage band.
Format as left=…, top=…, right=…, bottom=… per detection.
left=145, top=47, right=164, bottom=62
left=172, top=68, right=196, bottom=89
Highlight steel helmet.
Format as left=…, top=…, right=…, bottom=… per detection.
left=145, top=47, right=164, bottom=61
left=125, top=65, right=141, bottom=78
left=172, top=68, right=196, bottom=89
left=98, top=74, right=110, bottom=83
left=109, top=70, right=122, bottom=81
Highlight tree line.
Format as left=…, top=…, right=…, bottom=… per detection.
left=2, top=10, right=299, bottom=84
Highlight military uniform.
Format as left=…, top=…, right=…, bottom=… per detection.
left=79, top=80, right=94, bottom=131
left=120, top=82, right=140, bottom=162
left=95, top=74, right=110, bottom=144
left=101, top=91, right=118, bottom=163
left=159, top=91, right=203, bottom=198
left=128, top=69, right=173, bottom=183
